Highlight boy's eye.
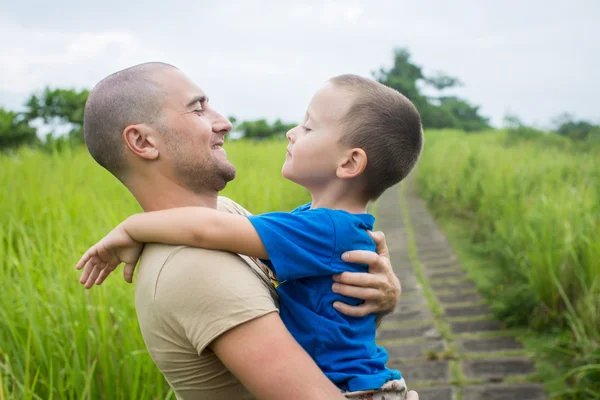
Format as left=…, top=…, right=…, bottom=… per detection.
left=302, top=126, right=312, bottom=132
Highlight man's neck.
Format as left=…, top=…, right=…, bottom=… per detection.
left=126, top=174, right=219, bottom=212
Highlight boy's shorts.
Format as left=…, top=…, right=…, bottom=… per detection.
left=344, top=378, right=408, bottom=400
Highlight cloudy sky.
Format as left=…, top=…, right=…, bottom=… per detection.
left=1, top=0, right=598, bottom=128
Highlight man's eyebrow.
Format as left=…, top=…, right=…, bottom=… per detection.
left=186, top=95, right=207, bottom=109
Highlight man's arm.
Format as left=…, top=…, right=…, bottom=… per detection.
left=154, top=247, right=345, bottom=400
left=211, top=312, right=345, bottom=400
left=123, top=207, right=268, bottom=258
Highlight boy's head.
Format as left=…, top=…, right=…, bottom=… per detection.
left=283, top=74, right=423, bottom=201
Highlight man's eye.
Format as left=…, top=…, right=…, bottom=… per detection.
left=194, top=109, right=204, bottom=115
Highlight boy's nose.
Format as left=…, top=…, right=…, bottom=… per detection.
left=286, top=126, right=297, bottom=143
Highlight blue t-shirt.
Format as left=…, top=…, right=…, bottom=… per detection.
left=247, top=203, right=401, bottom=392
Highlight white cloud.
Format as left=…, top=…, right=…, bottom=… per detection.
left=0, top=1, right=599, bottom=127
left=0, top=14, right=164, bottom=94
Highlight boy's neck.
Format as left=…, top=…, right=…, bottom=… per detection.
left=309, top=183, right=369, bottom=214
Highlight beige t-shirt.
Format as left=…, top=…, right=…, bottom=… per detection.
left=135, top=197, right=279, bottom=400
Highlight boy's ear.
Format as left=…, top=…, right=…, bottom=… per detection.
left=122, top=124, right=160, bottom=160
left=337, top=148, right=367, bottom=179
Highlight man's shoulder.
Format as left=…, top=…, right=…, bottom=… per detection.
left=137, top=244, right=277, bottom=301
left=217, top=196, right=252, bottom=216
left=139, top=243, right=250, bottom=271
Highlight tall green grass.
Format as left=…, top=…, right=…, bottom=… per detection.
left=0, top=140, right=308, bottom=399
left=416, top=129, right=600, bottom=398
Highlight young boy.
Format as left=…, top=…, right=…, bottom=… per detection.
left=76, top=74, right=424, bottom=399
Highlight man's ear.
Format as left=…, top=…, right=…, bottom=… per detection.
left=336, top=148, right=367, bottom=179
left=122, top=124, right=160, bottom=160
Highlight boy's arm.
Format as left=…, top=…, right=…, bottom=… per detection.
left=123, top=207, right=268, bottom=259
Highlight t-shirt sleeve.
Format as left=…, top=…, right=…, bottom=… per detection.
left=216, top=196, right=253, bottom=216
left=153, top=247, right=278, bottom=355
left=246, top=209, right=346, bottom=281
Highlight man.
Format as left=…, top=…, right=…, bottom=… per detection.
left=82, top=62, right=419, bottom=399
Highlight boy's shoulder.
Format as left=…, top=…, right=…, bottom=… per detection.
left=291, top=205, right=376, bottom=234
left=290, top=202, right=312, bottom=214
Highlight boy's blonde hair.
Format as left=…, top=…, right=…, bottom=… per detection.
left=330, top=74, right=423, bottom=200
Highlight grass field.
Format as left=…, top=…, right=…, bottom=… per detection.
left=0, top=140, right=308, bottom=399
left=416, top=130, right=600, bottom=399
left=1, top=132, right=599, bottom=399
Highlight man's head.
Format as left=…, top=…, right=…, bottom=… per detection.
left=84, top=62, right=234, bottom=196
left=283, top=74, right=423, bottom=201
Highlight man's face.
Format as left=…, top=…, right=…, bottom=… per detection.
left=152, top=69, right=235, bottom=193
left=282, top=82, right=353, bottom=190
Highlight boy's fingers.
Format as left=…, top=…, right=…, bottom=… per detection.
left=123, top=263, right=135, bottom=283
left=75, top=253, right=90, bottom=270
left=84, top=264, right=104, bottom=289
left=95, top=269, right=110, bottom=285
left=79, top=259, right=95, bottom=284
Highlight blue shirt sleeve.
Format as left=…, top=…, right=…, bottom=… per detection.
left=247, top=209, right=344, bottom=281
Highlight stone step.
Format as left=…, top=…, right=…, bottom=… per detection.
left=461, top=357, right=536, bottom=379
left=377, top=324, right=439, bottom=340
left=451, top=319, right=502, bottom=334
left=456, top=336, right=523, bottom=353
left=413, top=386, right=454, bottom=400
left=389, top=359, right=449, bottom=383
left=419, top=254, right=458, bottom=264
left=385, top=307, right=434, bottom=323
left=423, top=262, right=462, bottom=271
left=431, top=280, right=476, bottom=291
left=386, top=339, right=447, bottom=360
left=462, top=383, right=547, bottom=400
left=444, top=304, right=490, bottom=318
left=428, top=270, right=468, bottom=280
left=437, top=291, right=483, bottom=304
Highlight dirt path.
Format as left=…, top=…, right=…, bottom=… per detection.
left=376, top=179, right=548, bottom=400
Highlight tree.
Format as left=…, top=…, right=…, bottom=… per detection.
left=552, top=113, right=600, bottom=141
left=0, top=108, right=39, bottom=151
left=23, top=87, right=89, bottom=143
left=374, top=48, right=490, bottom=131
left=237, top=119, right=296, bottom=140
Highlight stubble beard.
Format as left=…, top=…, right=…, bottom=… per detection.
left=165, top=130, right=237, bottom=194
left=175, top=154, right=236, bottom=194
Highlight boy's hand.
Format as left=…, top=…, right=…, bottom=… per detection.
left=75, top=224, right=143, bottom=288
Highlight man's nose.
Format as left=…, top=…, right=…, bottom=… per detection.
left=212, top=112, right=233, bottom=135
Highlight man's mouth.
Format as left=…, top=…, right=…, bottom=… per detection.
left=211, top=142, right=226, bottom=153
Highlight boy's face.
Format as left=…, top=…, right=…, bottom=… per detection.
left=282, top=82, right=353, bottom=190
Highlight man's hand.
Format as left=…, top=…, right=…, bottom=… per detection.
left=407, top=390, right=419, bottom=400
left=75, top=224, right=143, bottom=288
left=331, top=230, right=401, bottom=317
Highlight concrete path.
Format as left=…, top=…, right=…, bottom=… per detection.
left=376, top=179, right=548, bottom=400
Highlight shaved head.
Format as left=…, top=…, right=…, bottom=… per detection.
left=83, top=62, right=176, bottom=179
